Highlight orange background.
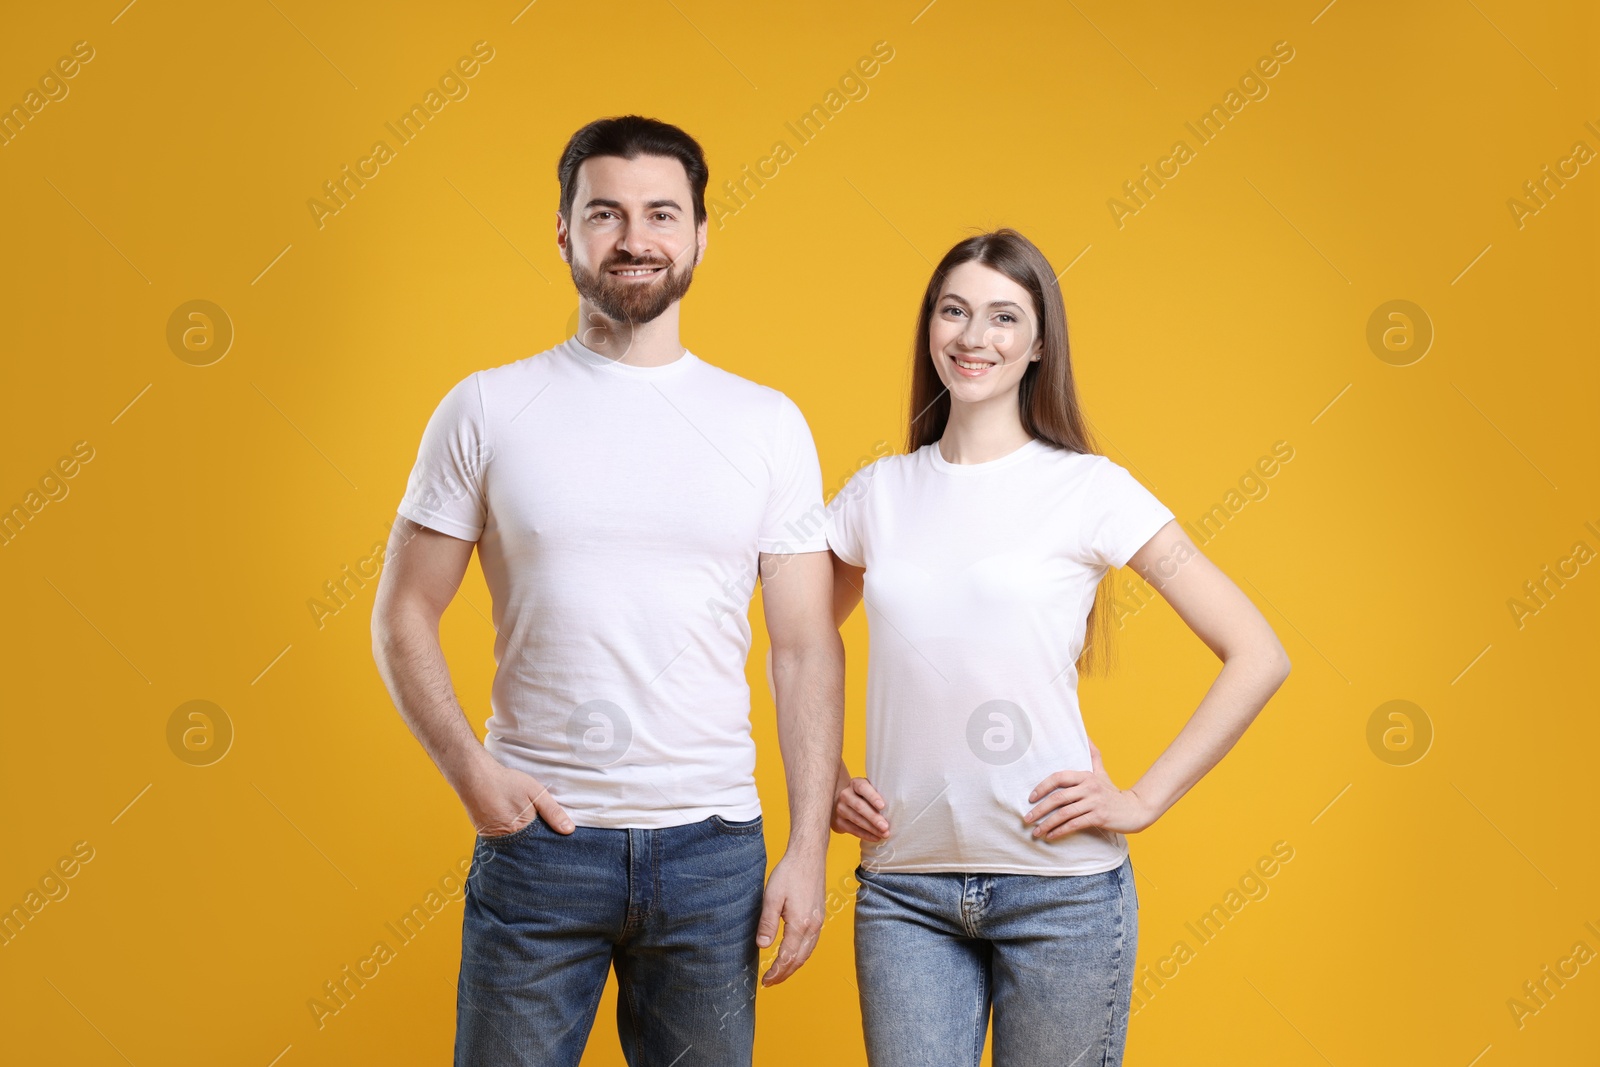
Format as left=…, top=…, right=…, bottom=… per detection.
left=1, top=1, right=1596, bottom=1064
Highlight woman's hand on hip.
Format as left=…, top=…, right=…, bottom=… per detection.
left=1023, top=737, right=1154, bottom=839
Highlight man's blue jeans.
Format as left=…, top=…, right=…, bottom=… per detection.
left=853, top=855, right=1140, bottom=1067
left=454, top=813, right=767, bottom=1066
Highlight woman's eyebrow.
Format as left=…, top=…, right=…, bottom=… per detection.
left=943, top=291, right=1024, bottom=311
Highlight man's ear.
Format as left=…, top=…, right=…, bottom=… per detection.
left=555, top=210, right=571, bottom=265
left=694, top=217, right=708, bottom=268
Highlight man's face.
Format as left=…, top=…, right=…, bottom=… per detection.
left=559, top=153, right=705, bottom=325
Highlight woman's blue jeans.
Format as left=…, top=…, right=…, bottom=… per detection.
left=853, top=855, right=1140, bottom=1067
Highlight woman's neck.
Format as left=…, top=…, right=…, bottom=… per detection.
left=937, top=400, right=1032, bottom=465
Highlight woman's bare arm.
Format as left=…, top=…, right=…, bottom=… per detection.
left=1025, top=519, right=1291, bottom=837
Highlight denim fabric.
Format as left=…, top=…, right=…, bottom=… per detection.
left=454, top=813, right=767, bottom=1066
left=853, top=855, right=1139, bottom=1067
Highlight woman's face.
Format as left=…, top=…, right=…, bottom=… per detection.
left=927, top=261, right=1042, bottom=406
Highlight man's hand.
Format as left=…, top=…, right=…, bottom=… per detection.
left=1022, top=737, right=1154, bottom=839
left=458, top=758, right=575, bottom=837
left=832, top=776, right=890, bottom=842
left=754, top=850, right=825, bottom=987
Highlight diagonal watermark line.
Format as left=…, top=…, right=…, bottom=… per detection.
left=111, top=383, right=153, bottom=424
left=1310, top=782, right=1350, bottom=824
left=43, top=978, right=138, bottom=1065
left=252, top=243, right=293, bottom=285
left=510, top=0, right=538, bottom=23
left=1310, top=383, right=1351, bottom=424
left=1450, top=643, right=1491, bottom=685
left=254, top=781, right=360, bottom=889
left=843, top=176, right=931, bottom=265
left=454, top=589, right=555, bottom=687
left=648, top=640, right=694, bottom=686
left=1241, top=575, right=1350, bottom=684
left=1080, top=411, right=1159, bottom=488
left=1053, top=244, right=1093, bottom=283
left=111, top=0, right=139, bottom=24
left=251, top=644, right=293, bottom=685
left=1310, top=0, right=1338, bottom=25
left=509, top=381, right=552, bottom=425
left=42, top=574, right=151, bottom=683
left=251, top=382, right=361, bottom=489
left=1451, top=243, right=1492, bottom=285
left=1464, top=0, right=1558, bottom=89
left=263, top=0, right=358, bottom=89
left=111, top=783, right=153, bottom=824
left=1244, top=177, right=1350, bottom=284
left=444, top=177, right=550, bottom=282
left=44, top=177, right=151, bottom=284
left=1067, top=1, right=1157, bottom=89
left=1449, top=382, right=1557, bottom=489
left=842, top=572, right=948, bottom=684
left=650, top=384, right=757, bottom=487
left=662, top=0, right=758, bottom=88
left=1243, top=976, right=1337, bottom=1064
left=1450, top=780, right=1558, bottom=889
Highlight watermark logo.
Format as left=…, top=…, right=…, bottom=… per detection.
left=966, top=700, right=1032, bottom=765
left=166, top=699, right=233, bottom=766
left=1365, top=299, right=1432, bottom=367
left=166, top=300, right=233, bottom=366
left=566, top=699, right=632, bottom=766
left=1365, top=699, right=1432, bottom=766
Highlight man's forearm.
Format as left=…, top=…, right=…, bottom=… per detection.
left=770, top=633, right=845, bottom=857
left=372, top=610, right=495, bottom=794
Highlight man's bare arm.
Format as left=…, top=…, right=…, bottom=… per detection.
left=370, top=516, right=573, bottom=835
left=753, top=549, right=845, bottom=986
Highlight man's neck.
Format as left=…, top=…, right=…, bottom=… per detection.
left=574, top=299, right=685, bottom=367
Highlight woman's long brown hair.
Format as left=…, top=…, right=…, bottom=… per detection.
left=905, top=227, right=1120, bottom=678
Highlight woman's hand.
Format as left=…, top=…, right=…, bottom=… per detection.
left=1023, top=737, right=1153, bottom=839
left=832, top=776, right=891, bottom=841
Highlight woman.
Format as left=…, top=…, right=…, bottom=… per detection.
left=826, top=228, right=1291, bottom=1066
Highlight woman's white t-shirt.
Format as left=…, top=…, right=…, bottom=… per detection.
left=826, top=437, right=1175, bottom=875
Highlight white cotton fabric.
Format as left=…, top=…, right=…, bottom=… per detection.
left=396, top=337, right=829, bottom=828
left=827, top=437, right=1175, bottom=875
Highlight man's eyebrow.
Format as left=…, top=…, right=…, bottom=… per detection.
left=941, top=291, right=1024, bottom=311
left=581, top=198, right=684, bottom=211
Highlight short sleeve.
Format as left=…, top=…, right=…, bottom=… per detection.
left=824, top=463, right=877, bottom=567
left=1081, top=457, right=1175, bottom=569
left=395, top=373, right=490, bottom=542
left=757, top=394, right=828, bottom=554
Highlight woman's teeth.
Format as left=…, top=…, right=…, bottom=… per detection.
left=954, top=358, right=992, bottom=371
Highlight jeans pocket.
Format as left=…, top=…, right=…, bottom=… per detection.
left=709, top=814, right=764, bottom=836
left=478, top=815, right=541, bottom=846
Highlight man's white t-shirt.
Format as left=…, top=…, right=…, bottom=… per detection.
left=396, top=337, right=829, bottom=829
left=826, top=437, right=1175, bottom=875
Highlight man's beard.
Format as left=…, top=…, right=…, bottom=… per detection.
left=570, top=248, right=696, bottom=325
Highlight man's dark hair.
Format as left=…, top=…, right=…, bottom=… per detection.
left=557, top=115, right=709, bottom=227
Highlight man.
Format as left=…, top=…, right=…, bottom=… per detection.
left=370, top=115, right=843, bottom=1066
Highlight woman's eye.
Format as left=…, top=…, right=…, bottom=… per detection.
left=942, top=306, right=964, bottom=317
left=997, top=313, right=1016, bottom=324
